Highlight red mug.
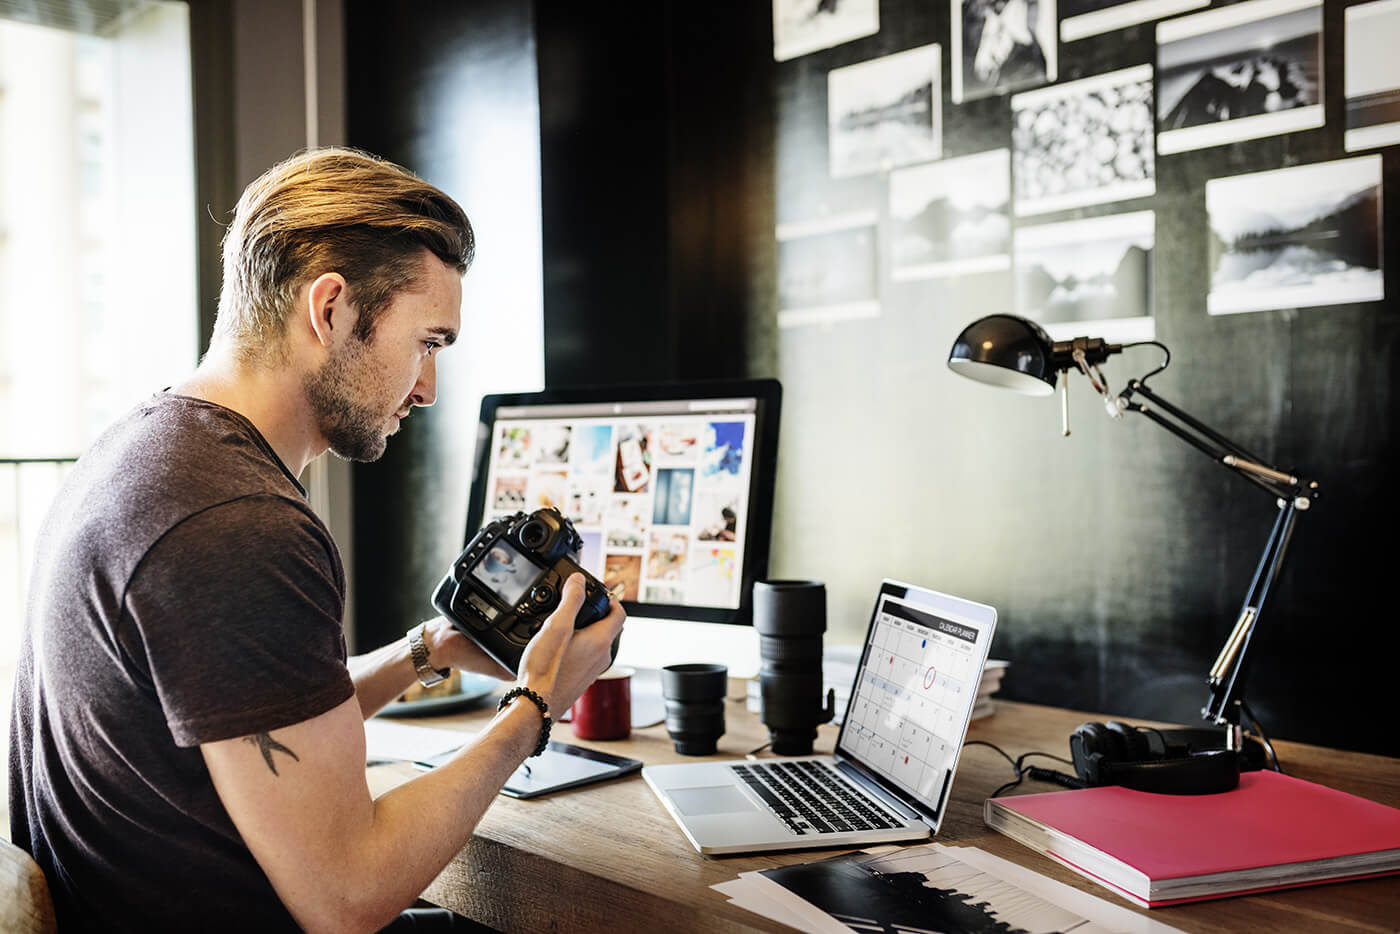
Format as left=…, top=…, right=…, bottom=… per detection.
left=570, top=666, right=633, bottom=740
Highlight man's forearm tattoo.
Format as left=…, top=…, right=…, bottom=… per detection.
left=245, top=732, right=300, bottom=776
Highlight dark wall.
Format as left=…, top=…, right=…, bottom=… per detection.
left=343, top=1, right=1396, bottom=757
left=345, top=0, right=543, bottom=650
left=766, top=0, right=1397, bottom=759
left=535, top=1, right=777, bottom=385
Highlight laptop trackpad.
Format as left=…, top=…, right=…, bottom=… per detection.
left=670, top=785, right=758, bottom=817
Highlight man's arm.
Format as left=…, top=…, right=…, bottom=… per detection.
left=203, top=575, right=624, bottom=934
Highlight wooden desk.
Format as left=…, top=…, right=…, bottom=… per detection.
left=368, top=686, right=1400, bottom=933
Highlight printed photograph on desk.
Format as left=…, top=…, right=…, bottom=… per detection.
left=1344, top=0, right=1400, bottom=152
left=1011, top=64, right=1155, bottom=217
left=1206, top=155, right=1384, bottom=316
left=1014, top=210, right=1155, bottom=343
left=1156, top=0, right=1323, bottom=155
left=827, top=43, right=941, bottom=178
left=776, top=213, right=880, bottom=328
left=756, top=845, right=1157, bottom=934
left=772, top=0, right=879, bottom=62
left=889, top=149, right=1010, bottom=281
left=951, top=0, right=1057, bottom=104
left=1060, top=0, right=1209, bottom=43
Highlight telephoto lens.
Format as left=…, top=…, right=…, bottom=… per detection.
left=753, top=580, right=835, bottom=755
left=660, top=663, right=728, bottom=755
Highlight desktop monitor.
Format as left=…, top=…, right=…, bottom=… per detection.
left=464, top=379, right=782, bottom=676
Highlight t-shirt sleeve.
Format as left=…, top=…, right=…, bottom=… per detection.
left=121, top=494, right=356, bottom=747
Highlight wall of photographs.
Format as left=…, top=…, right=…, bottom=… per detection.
left=769, top=0, right=1397, bottom=755
left=340, top=0, right=1395, bottom=755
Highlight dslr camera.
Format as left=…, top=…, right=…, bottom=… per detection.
left=432, top=506, right=615, bottom=675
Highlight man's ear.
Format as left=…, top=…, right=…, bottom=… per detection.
left=306, top=273, right=349, bottom=348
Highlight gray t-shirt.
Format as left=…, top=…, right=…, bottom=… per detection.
left=8, top=393, right=356, bottom=932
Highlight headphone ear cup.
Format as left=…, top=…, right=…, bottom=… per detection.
left=1070, top=721, right=1110, bottom=785
left=1105, top=720, right=1152, bottom=762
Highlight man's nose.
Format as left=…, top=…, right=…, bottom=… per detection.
left=409, top=356, right=437, bottom=407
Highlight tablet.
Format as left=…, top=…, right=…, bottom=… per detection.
left=417, top=741, right=643, bottom=799
left=501, top=742, right=643, bottom=799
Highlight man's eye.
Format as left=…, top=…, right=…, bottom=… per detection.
left=424, top=341, right=441, bottom=353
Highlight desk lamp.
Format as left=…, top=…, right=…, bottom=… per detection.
left=947, top=313, right=1319, bottom=758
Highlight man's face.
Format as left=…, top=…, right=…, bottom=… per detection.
left=304, top=253, right=462, bottom=462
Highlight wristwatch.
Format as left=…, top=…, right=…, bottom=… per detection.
left=409, top=623, right=450, bottom=688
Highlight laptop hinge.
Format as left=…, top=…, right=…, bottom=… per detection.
left=834, top=759, right=924, bottom=822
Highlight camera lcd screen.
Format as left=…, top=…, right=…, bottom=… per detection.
left=470, top=540, right=544, bottom=608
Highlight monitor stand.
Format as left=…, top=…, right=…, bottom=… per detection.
left=613, top=616, right=759, bottom=728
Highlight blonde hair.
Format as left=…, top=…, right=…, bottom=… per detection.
left=213, top=147, right=474, bottom=359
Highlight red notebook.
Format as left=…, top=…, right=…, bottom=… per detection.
left=984, top=769, right=1400, bottom=907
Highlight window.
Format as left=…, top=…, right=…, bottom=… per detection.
left=0, top=2, right=195, bottom=675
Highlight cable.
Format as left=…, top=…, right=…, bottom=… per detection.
left=1241, top=701, right=1283, bottom=772
left=964, top=739, right=1081, bottom=797
left=963, top=739, right=1018, bottom=771
left=1121, top=340, right=1171, bottom=383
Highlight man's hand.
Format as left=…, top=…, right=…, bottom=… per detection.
left=516, top=573, right=627, bottom=712
left=419, top=615, right=514, bottom=680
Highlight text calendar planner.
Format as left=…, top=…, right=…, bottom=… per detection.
left=984, top=769, right=1400, bottom=907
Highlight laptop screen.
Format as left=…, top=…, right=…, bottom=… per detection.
left=836, top=581, right=997, bottom=825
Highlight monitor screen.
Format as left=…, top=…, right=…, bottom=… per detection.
left=465, top=379, right=781, bottom=626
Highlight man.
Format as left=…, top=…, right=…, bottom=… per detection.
left=8, top=147, right=626, bottom=933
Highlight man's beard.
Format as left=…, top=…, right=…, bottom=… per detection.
left=303, top=339, right=396, bottom=462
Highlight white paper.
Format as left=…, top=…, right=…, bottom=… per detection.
left=938, top=845, right=1185, bottom=933
left=364, top=719, right=475, bottom=764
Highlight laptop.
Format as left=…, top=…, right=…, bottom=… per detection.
left=643, top=579, right=997, bottom=855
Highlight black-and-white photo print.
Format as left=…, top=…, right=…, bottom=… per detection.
left=1011, top=64, right=1154, bottom=217
left=1015, top=210, right=1155, bottom=342
left=951, top=0, right=1057, bottom=104
left=773, top=0, right=880, bottom=62
left=1207, top=155, right=1384, bottom=316
left=828, top=44, right=942, bottom=178
left=1344, top=0, right=1400, bottom=151
left=1157, top=0, right=1323, bottom=155
left=776, top=213, right=881, bottom=327
left=890, top=149, right=1011, bottom=281
left=1061, top=0, right=1209, bottom=43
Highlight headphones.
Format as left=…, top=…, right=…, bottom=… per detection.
left=1068, top=720, right=1241, bottom=795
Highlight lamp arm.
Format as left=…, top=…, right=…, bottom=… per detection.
left=1115, top=378, right=1319, bottom=748
left=1201, top=499, right=1301, bottom=739
left=1118, top=379, right=1309, bottom=502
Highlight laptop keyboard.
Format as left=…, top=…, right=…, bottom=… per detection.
left=729, top=760, right=906, bottom=836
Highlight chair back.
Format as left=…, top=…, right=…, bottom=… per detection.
left=0, top=837, right=57, bottom=934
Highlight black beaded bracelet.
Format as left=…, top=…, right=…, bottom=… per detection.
left=498, top=686, right=551, bottom=757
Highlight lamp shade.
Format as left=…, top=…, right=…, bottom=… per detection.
left=947, top=314, right=1059, bottom=396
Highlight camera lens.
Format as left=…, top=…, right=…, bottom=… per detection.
left=518, top=518, right=549, bottom=549
left=753, top=580, right=835, bottom=756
